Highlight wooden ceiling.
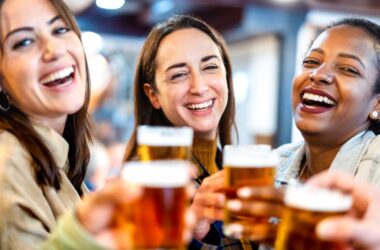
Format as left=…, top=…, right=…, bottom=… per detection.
left=76, top=0, right=380, bottom=36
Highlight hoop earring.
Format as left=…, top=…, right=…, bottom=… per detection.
left=370, top=110, right=379, bottom=120
left=0, top=91, right=10, bottom=112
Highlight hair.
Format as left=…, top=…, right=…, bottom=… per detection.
left=0, top=0, right=92, bottom=195
left=326, top=18, right=380, bottom=134
left=124, top=15, right=236, bottom=160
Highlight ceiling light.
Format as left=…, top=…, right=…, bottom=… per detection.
left=96, top=0, right=125, bottom=10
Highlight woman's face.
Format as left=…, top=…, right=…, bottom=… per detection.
left=146, top=28, right=228, bottom=140
left=292, top=25, right=380, bottom=145
left=0, top=0, right=86, bottom=133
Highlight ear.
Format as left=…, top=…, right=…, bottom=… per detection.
left=143, top=83, right=161, bottom=109
left=369, top=93, right=380, bottom=120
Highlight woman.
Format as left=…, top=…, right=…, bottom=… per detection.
left=0, top=0, right=150, bottom=249
left=124, top=15, right=256, bottom=249
left=226, top=18, right=380, bottom=245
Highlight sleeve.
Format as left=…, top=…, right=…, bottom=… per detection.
left=188, top=220, right=258, bottom=250
left=39, top=210, right=108, bottom=250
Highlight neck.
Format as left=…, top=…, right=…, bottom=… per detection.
left=303, top=142, right=341, bottom=176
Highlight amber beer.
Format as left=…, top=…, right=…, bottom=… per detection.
left=275, top=185, right=352, bottom=250
left=117, top=160, right=190, bottom=250
left=224, top=145, right=278, bottom=228
left=137, top=126, right=193, bottom=161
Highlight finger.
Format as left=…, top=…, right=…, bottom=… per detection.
left=198, top=170, right=225, bottom=192
left=227, top=199, right=284, bottom=217
left=317, top=217, right=379, bottom=247
left=237, top=186, right=284, bottom=203
left=224, top=222, right=278, bottom=242
left=192, top=192, right=225, bottom=209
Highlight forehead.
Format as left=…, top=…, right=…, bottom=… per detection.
left=310, top=25, right=376, bottom=57
left=156, top=28, right=222, bottom=67
left=0, top=0, right=59, bottom=36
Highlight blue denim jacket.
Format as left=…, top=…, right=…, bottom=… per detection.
left=275, top=130, right=380, bottom=188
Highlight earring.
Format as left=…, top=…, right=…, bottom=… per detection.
left=370, top=110, right=379, bottom=120
left=0, top=91, right=10, bottom=112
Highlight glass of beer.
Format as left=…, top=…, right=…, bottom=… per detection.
left=116, top=160, right=191, bottom=250
left=223, top=145, right=278, bottom=230
left=275, top=184, right=352, bottom=250
left=137, top=126, right=193, bottom=161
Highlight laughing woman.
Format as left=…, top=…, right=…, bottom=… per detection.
left=0, top=0, right=148, bottom=249
left=225, top=18, right=380, bottom=244
left=124, top=15, right=256, bottom=249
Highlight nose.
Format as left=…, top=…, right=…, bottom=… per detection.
left=42, top=38, right=65, bottom=62
left=309, top=67, right=334, bottom=85
left=190, top=72, right=209, bottom=95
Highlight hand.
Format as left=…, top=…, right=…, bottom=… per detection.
left=190, top=170, right=226, bottom=240
left=307, top=171, right=380, bottom=250
left=77, top=178, right=196, bottom=249
left=224, top=186, right=284, bottom=243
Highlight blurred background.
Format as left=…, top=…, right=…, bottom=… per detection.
left=64, top=0, right=380, bottom=189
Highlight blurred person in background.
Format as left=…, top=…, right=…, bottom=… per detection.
left=124, top=15, right=256, bottom=249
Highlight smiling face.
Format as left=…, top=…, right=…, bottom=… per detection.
left=145, top=28, right=229, bottom=140
left=292, top=24, right=380, bottom=145
left=0, top=0, right=87, bottom=133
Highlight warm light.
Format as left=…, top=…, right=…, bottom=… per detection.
left=96, top=0, right=125, bottom=10
left=82, top=31, right=103, bottom=54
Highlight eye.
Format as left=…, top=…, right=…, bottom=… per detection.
left=12, top=38, right=34, bottom=50
left=339, top=66, right=359, bottom=76
left=203, top=64, right=219, bottom=71
left=302, top=58, right=320, bottom=67
left=170, top=71, right=188, bottom=81
left=53, top=26, right=70, bottom=35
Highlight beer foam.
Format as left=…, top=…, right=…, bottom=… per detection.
left=223, top=145, right=279, bottom=167
left=284, top=185, right=352, bottom=212
left=137, top=126, right=193, bottom=146
left=122, top=160, right=190, bottom=187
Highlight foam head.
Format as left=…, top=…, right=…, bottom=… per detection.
left=284, top=184, right=352, bottom=212
left=223, top=144, right=279, bottom=168
left=137, top=126, right=193, bottom=146
left=122, top=160, right=191, bottom=187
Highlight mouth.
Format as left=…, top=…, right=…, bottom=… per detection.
left=186, top=99, right=214, bottom=111
left=40, top=66, right=75, bottom=87
left=301, top=90, right=336, bottom=109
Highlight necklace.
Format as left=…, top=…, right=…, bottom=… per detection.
left=298, top=156, right=314, bottom=179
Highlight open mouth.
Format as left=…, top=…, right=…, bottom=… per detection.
left=187, top=99, right=214, bottom=111
left=301, top=92, right=336, bottom=108
left=40, top=66, right=75, bottom=87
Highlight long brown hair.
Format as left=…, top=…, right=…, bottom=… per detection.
left=0, top=0, right=92, bottom=195
left=124, top=15, right=236, bottom=160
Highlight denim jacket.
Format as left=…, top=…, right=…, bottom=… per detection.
left=275, top=130, right=380, bottom=188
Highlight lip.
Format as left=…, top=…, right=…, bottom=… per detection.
left=298, top=87, right=337, bottom=114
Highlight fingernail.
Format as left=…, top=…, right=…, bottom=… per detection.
left=237, top=187, right=252, bottom=198
left=223, top=223, right=243, bottom=237
left=218, top=194, right=226, bottom=204
left=316, top=221, right=334, bottom=238
left=226, top=200, right=242, bottom=211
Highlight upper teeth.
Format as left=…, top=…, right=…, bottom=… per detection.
left=189, top=100, right=213, bottom=110
left=41, top=67, right=74, bottom=85
left=303, top=92, right=335, bottom=105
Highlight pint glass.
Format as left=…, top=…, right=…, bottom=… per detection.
left=117, top=160, right=190, bottom=249
left=224, top=145, right=278, bottom=228
left=137, top=126, right=193, bottom=161
left=275, top=185, right=352, bottom=250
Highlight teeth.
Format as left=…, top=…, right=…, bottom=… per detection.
left=302, top=92, right=335, bottom=105
left=41, top=67, right=74, bottom=85
left=188, top=100, right=213, bottom=110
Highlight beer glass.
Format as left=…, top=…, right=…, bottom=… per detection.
left=223, top=145, right=278, bottom=229
left=137, top=126, right=193, bottom=161
left=275, top=185, right=352, bottom=250
left=117, top=160, right=191, bottom=250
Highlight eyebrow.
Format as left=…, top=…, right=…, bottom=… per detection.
left=309, top=48, right=366, bottom=69
left=165, top=55, right=220, bottom=72
left=4, top=15, right=62, bottom=42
